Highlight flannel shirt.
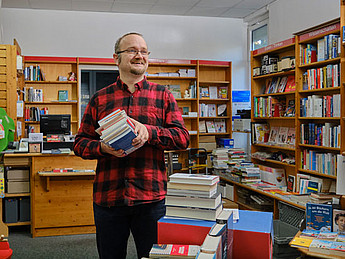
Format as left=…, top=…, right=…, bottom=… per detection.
left=73, top=76, right=189, bottom=207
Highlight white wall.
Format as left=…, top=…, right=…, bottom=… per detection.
left=1, top=8, right=248, bottom=90
left=268, top=0, right=339, bottom=44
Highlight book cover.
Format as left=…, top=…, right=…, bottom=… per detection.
left=168, top=85, right=182, bottom=99
left=299, top=229, right=320, bottom=239
left=306, top=203, right=332, bottom=231
left=165, top=193, right=221, bottom=210
left=330, top=241, right=345, bottom=257
left=166, top=203, right=223, bottom=221
left=253, top=123, right=269, bottom=143
left=277, top=76, right=288, bottom=92
left=268, top=126, right=279, bottom=143
left=206, top=121, right=216, bottom=133
left=277, top=126, right=289, bottom=144
left=209, top=86, right=218, bottom=99
left=201, top=87, right=210, bottom=98
left=149, top=244, right=200, bottom=258
left=218, top=87, right=227, bottom=99
left=284, top=75, right=295, bottom=92
left=58, top=90, right=68, bottom=101
left=286, top=128, right=296, bottom=146
left=169, top=173, right=219, bottom=185
left=214, top=119, right=226, bottom=133
left=108, top=129, right=138, bottom=155
left=199, top=120, right=207, bottom=133
left=289, top=237, right=313, bottom=248
left=208, top=104, right=217, bottom=117
left=333, top=209, right=345, bottom=233
left=284, top=99, right=295, bottom=117
left=287, top=175, right=295, bottom=192
left=309, top=239, right=332, bottom=255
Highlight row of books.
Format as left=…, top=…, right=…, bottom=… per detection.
left=300, top=34, right=340, bottom=65
left=300, top=123, right=341, bottom=148
left=263, top=75, right=295, bottom=94
left=96, top=109, right=139, bottom=155
left=145, top=68, right=196, bottom=78
left=24, top=65, right=45, bottom=81
left=200, top=86, right=228, bottom=99
left=24, top=107, right=48, bottom=122
left=199, top=103, right=217, bottom=117
left=24, top=87, right=43, bottom=102
left=253, top=97, right=295, bottom=118
left=166, top=83, right=198, bottom=99
left=301, top=150, right=337, bottom=176
left=251, top=150, right=295, bottom=165
left=302, top=64, right=340, bottom=90
left=251, top=123, right=295, bottom=147
left=199, top=120, right=226, bottom=134
left=300, top=94, right=341, bottom=118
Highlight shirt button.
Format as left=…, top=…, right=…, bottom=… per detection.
left=129, top=110, right=132, bottom=114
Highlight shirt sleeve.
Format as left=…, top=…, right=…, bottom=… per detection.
left=73, top=97, right=107, bottom=159
left=146, top=89, right=190, bottom=150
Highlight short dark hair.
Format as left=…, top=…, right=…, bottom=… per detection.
left=114, top=32, right=144, bottom=54
left=335, top=213, right=345, bottom=225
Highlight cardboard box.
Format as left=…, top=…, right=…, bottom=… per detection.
left=6, top=169, right=29, bottom=181
left=158, top=216, right=215, bottom=245
left=199, top=135, right=216, bottom=143
left=199, top=142, right=217, bottom=151
left=7, top=181, right=30, bottom=193
left=233, top=210, right=273, bottom=259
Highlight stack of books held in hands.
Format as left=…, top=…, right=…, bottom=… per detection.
left=166, top=173, right=222, bottom=221
left=96, top=109, right=139, bottom=155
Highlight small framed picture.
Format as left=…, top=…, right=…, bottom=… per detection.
left=29, top=142, right=41, bottom=153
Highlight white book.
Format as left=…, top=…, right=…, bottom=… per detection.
left=209, top=86, right=218, bottom=99
left=169, top=173, right=219, bottom=185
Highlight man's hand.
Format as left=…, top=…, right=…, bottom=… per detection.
left=129, top=118, right=149, bottom=147
left=100, top=142, right=126, bottom=157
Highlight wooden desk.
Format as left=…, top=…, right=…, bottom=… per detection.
left=3, top=153, right=97, bottom=237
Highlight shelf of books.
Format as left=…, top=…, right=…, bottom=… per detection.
left=295, top=19, right=341, bottom=193
left=250, top=37, right=297, bottom=183
left=22, top=56, right=79, bottom=136
left=197, top=60, right=232, bottom=148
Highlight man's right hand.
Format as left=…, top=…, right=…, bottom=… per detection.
left=100, top=142, right=126, bottom=157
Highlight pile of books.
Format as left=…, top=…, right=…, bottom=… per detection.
left=96, top=109, right=139, bottom=155
left=226, top=162, right=261, bottom=184
left=166, top=173, right=222, bottom=221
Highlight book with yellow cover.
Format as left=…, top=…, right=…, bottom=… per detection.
left=290, top=237, right=313, bottom=248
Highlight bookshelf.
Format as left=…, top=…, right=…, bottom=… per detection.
left=22, top=56, right=79, bottom=136
left=250, top=38, right=297, bottom=183
left=295, top=19, right=341, bottom=186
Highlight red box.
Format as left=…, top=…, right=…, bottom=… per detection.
left=158, top=216, right=215, bottom=245
left=233, top=210, right=273, bottom=259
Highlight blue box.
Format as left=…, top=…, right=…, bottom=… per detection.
left=218, top=138, right=234, bottom=148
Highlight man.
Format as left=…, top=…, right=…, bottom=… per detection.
left=73, top=32, right=189, bottom=258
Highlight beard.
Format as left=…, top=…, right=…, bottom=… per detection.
left=130, top=67, right=146, bottom=76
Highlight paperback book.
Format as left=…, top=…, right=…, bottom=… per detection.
left=306, top=203, right=332, bottom=232
left=149, top=244, right=200, bottom=258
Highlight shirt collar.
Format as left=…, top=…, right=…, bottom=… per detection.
left=116, top=76, right=147, bottom=91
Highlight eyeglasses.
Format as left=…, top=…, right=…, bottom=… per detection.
left=116, top=49, right=151, bottom=56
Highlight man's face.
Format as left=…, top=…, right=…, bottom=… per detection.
left=338, top=216, right=345, bottom=231
left=114, top=34, right=149, bottom=76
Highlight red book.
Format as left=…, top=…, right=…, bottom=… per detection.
left=284, top=76, right=295, bottom=92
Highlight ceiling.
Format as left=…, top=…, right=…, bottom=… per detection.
left=2, top=0, right=276, bottom=19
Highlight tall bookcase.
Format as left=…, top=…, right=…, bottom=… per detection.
left=250, top=38, right=297, bottom=180
left=251, top=19, right=341, bottom=194
left=22, top=56, right=79, bottom=136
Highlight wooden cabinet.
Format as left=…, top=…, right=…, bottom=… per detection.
left=250, top=38, right=297, bottom=180
left=22, top=57, right=79, bottom=136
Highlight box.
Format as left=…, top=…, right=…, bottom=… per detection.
left=6, top=169, right=29, bottom=181
left=199, top=135, right=216, bottom=143
left=233, top=210, right=273, bottom=259
left=18, top=197, right=30, bottom=222
left=217, top=138, right=234, bottom=148
left=233, top=119, right=251, bottom=132
left=158, top=216, right=215, bottom=245
left=4, top=198, right=18, bottom=223
left=199, top=142, right=217, bottom=151
left=7, top=181, right=30, bottom=193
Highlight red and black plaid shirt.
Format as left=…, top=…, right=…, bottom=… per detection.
left=73, top=76, right=189, bottom=207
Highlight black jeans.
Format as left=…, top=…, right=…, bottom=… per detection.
left=93, top=200, right=166, bottom=259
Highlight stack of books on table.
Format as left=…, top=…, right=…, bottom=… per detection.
left=290, top=229, right=345, bottom=257
left=166, top=173, right=222, bottom=221
left=96, top=109, right=139, bottom=155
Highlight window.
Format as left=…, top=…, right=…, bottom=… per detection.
left=252, top=24, right=268, bottom=50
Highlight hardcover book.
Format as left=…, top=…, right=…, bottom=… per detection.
left=165, top=192, right=222, bottom=210
left=284, top=75, right=295, bottom=92
left=58, top=90, right=68, bottom=101
left=306, top=203, right=332, bottom=232
left=149, top=244, right=201, bottom=258
left=165, top=203, right=223, bottom=221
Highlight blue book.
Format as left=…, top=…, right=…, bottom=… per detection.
left=306, top=203, right=332, bottom=232
left=108, top=129, right=137, bottom=155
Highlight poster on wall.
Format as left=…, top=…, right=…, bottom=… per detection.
left=232, top=90, right=251, bottom=119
